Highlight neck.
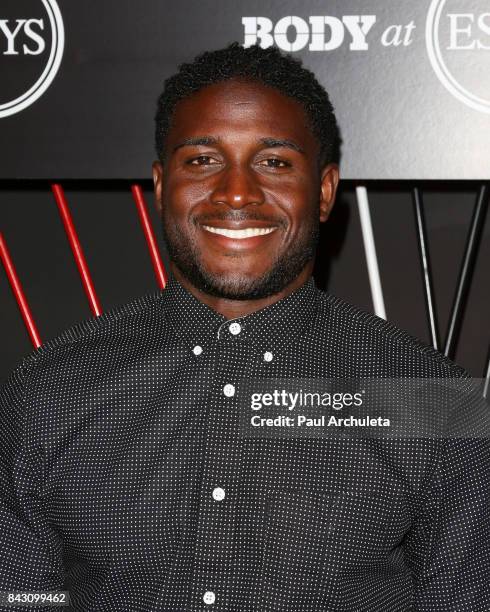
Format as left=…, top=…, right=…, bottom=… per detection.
left=170, top=264, right=313, bottom=320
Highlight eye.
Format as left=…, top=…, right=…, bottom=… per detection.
left=187, top=155, right=219, bottom=166
left=259, top=158, right=291, bottom=168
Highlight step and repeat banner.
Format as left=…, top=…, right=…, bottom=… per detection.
left=0, top=0, right=489, bottom=179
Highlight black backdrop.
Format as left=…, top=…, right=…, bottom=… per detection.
left=1, top=1, right=490, bottom=179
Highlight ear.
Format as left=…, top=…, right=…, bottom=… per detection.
left=152, top=160, right=164, bottom=215
left=319, top=163, right=340, bottom=223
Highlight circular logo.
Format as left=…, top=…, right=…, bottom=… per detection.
left=426, top=0, right=490, bottom=114
left=0, top=0, right=64, bottom=119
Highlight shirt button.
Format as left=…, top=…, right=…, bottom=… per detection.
left=203, top=591, right=215, bottom=605
left=229, top=322, right=241, bottom=335
left=212, top=487, right=225, bottom=501
left=223, top=384, right=235, bottom=397
left=263, top=351, right=273, bottom=362
left=193, top=345, right=203, bottom=356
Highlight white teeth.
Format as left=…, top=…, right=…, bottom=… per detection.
left=202, top=225, right=277, bottom=239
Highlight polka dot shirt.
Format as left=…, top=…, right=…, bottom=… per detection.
left=0, top=275, right=488, bottom=611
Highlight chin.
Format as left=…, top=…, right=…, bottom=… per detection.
left=203, top=272, right=263, bottom=299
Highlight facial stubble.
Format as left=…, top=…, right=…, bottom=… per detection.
left=160, top=205, right=319, bottom=300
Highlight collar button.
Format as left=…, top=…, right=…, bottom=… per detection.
left=229, top=322, right=241, bottom=335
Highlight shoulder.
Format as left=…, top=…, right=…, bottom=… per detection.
left=3, top=288, right=169, bottom=387
left=312, top=289, right=467, bottom=378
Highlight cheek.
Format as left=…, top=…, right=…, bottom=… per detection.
left=174, top=180, right=210, bottom=201
left=266, top=172, right=318, bottom=208
left=274, top=191, right=318, bottom=231
left=163, top=182, right=208, bottom=222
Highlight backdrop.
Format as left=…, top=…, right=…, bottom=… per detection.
left=0, top=0, right=490, bottom=178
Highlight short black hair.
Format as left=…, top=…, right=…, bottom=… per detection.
left=154, top=42, right=340, bottom=167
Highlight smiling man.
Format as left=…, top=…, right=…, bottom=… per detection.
left=0, top=43, right=489, bottom=612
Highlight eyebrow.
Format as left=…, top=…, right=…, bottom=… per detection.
left=172, top=136, right=219, bottom=152
left=259, top=138, right=305, bottom=154
left=171, top=135, right=305, bottom=154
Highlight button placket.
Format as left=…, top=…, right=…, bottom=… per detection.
left=191, top=340, right=256, bottom=607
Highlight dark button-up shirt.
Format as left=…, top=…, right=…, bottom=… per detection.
left=0, top=275, right=489, bottom=611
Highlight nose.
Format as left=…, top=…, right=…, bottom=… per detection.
left=210, top=164, right=265, bottom=208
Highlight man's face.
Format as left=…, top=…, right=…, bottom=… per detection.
left=153, top=78, right=339, bottom=300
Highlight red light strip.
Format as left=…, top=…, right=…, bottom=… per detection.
left=0, top=232, right=42, bottom=348
left=51, top=184, right=103, bottom=317
left=131, top=184, right=167, bottom=290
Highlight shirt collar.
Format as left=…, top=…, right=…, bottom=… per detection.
left=159, top=272, right=321, bottom=350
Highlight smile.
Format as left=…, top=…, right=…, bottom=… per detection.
left=202, top=225, right=277, bottom=239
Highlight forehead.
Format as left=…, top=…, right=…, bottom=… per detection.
left=167, top=78, right=318, bottom=151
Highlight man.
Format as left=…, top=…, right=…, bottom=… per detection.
left=0, top=43, right=488, bottom=611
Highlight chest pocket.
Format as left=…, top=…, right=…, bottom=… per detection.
left=258, top=489, right=407, bottom=611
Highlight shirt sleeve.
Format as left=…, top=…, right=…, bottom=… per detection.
left=407, top=433, right=490, bottom=611
left=0, top=362, right=66, bottom=607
